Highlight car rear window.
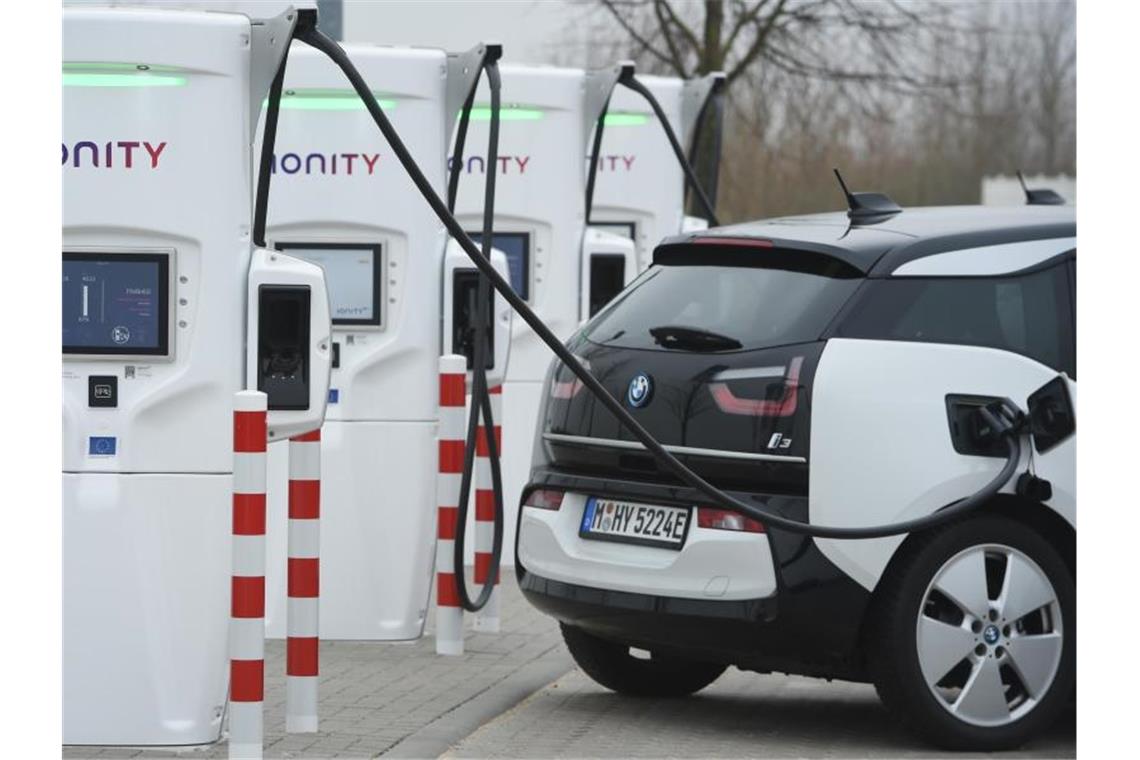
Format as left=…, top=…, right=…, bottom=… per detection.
left=583, top=255, right=861, bottom=352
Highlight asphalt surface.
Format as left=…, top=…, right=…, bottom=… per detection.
left=64, top=575, right=1076, bottom=759
left=445, top=667, right=1075, bottom=759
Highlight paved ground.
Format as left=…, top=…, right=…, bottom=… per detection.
left=63, top=576, right=573, bottom=760
left=64, top=575, right=1076, bottom=759
left=446, top=668, right=1075, bottom=759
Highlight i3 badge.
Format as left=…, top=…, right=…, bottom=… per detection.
left=627, top=372, right=653, bottom=408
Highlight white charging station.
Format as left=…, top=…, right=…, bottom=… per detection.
left=451, top=64, right=638, bottom=564
left=590, top=73, right=725, bottom=271
left=261, top=43, right=511, bottom=641
left=63, top=1, right=332, bottom=746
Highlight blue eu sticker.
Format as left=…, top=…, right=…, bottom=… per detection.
left=582, top=498, right=597, bottom=531
left=88, top=436, right=117, bottom=456
left=328, top=389, right=340, bottom=404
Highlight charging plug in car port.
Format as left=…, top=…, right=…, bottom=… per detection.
left=950, top=394, right=1055, bottom=500
left=945, top=395, right=1023, bottom=458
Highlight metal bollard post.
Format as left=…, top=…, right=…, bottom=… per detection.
left=286, top=429, right=321, bottom=733
left=473, top=384, right=502, bottom=633
left=230, top=391, right=268, bottom=760
left=436, top=355, right=467, bottom=655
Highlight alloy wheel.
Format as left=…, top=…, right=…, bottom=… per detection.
left=915, top=543, right=1063, bottom=727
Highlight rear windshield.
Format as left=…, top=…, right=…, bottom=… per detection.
left=584, top=259, right=861, bottom=352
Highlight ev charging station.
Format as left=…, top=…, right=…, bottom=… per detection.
left=450, top=64, right=638, bottom=564
left=63, top=1, right=332, bottom=746
left=260, top=43, right=512, bottom=641
left=589, top=72, right=726, bottom=272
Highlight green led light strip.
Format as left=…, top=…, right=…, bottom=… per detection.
left=63, top=63, right=186, bottom=87
left=273, top=89, right=397, bottom=111
left=467, top=106, right=544, bottom=121
left=463, top=107, right=646, bottom=124
left=603, top=112, right=652, bottom=126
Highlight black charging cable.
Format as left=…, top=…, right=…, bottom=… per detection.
left=252, top=35, right=291, bottom=249
left=684, top=80, right=725, bottom=215
left=294, top=20, right=1028, bottom=540
left=449, top=54, right=506, bottom=612
left=250, top=18, right=506, bottom=608
left=585, top=71, right=720, bottom=227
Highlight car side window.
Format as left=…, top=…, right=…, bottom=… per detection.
left=836, top=262, right=1074, bottom=374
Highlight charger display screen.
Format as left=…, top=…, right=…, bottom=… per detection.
left=62, top=251, right=170, bottom=356
left=467, top=231, right=530, bottom=299
left=278, top=243, right=383, bottom=327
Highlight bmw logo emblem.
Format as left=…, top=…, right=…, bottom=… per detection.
left=627, top=373, right=653, bottom=408
left=983, top=625, right=1001, bottom=645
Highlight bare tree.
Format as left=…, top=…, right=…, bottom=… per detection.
left=1028, top=1, right=1076, bottom=175
left=589, top=0, right=1075, bottom=221
left=597, top=0, right=947, bottom=89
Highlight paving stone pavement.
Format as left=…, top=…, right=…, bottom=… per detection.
left=63, top=574, right=573, bottom=760
left=444, top=668, right=1076, bottom=759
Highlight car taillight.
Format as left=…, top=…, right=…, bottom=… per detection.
left=696, top=507, right=765, bottom=533
left=524, top=489, right=564, bottom=511
left=708, top=356, right=803, bottom=417
left=550, top=356, right=590, bottom=399
left=690, top=236, right=774, bottom=248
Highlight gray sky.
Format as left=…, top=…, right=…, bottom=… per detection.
left=343, top=0, right=595, bottom=65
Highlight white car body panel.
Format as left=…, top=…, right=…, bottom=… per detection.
left=810, top=338, right=1075, bottom=591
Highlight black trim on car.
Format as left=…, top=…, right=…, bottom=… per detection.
left=821, top=255, right=1076, bottom=377
left=519, top=572, right=775, bottom=622
left=653, top=237, right=880, bottom=274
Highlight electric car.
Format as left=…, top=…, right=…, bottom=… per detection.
left=517, top=203, right=1075, bottom=750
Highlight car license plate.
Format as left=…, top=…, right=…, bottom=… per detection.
left=579, top=497, right=690, bottom=550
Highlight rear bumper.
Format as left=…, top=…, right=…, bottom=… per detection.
left=518, top=490, right=778, bottom=601
left=516, top=468, right=875, bottom=680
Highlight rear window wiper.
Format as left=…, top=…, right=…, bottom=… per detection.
left=649, top=325, right=743, bottom=352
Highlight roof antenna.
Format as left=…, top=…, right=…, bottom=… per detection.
left=833, top=168, right=902, bottom=225
left=1017, top=170, right=1066, bottom=206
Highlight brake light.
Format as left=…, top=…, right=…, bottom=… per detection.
left=690, top=236, right=774, bottom=248
left=697, top=507, right=765, bottom=533
left=708, top=357, right=803, bottom=417
left=523, top=489, right=564, bottom=511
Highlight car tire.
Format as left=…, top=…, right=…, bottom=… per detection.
left=871, top=515, right=1075, bottom=751
left=561, top=623, right=727, bottom=697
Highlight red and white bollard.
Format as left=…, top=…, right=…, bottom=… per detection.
left=230, top=391, right=268, bottom=760
left=436, top=355, right=467, bottom=655
left=286, top=429, right=320, bottom=733
left=473, top=385, right=502, bottom=633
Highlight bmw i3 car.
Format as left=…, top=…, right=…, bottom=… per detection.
left=516, top=203, right=1075, bottom=750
